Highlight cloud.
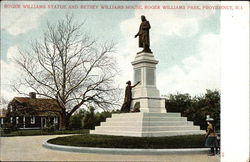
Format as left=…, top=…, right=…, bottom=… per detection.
left=1, top=46, right=22, bottom=100
left=1, top=2, right=47, bottom=35
left=157, top=33, right=221, bottom=96
left=119, top=1, right=218, bottom=54
left=117, top=1, right=220, bottom=96
left=133, top=1, right=217, bottom=38
left=115, top=18, right=139, bottom=88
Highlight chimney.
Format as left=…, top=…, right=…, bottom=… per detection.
left=29, top=92, right=36, bottom=99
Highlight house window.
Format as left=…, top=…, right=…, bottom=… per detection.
left=10, top=117, right=13, bottom=123
left=10, top=105, right=13, bottom=112
left=31, top=116, right=35, bottom=124
left=54, top=117, right=58, bottom=124
left=16, top=117, right=19, bottom=124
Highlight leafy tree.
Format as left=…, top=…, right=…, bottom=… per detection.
left=94, top=111, right=113, bottom=126
left=165, top=93, right=192, bottom=113
left=13, top=14, right=120, bottom=130
left=68, top=108, right=119, bottom=130
left=69, top=109, right=85, bottom=129
left=165, top=90, right=220, bottom=130
left=83, top=107, right=96, bottom=129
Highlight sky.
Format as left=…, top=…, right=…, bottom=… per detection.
left=0, top=1, right=249, bottom=161
left=1, top=1, right=221, bottom=101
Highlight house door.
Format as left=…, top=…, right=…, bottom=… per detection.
left=41, top=117, right=46, bottom=128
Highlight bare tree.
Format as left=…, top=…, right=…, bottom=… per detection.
left=13, top=14, right=120, bottom=130
left=0, top=96, right=9, bottom=105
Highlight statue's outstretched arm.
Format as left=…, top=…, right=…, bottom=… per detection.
left=131, top=81, right=141, bottom=88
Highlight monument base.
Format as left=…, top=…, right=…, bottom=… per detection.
left=131, top=97, right=166, bottom=113
left=90, top=112, right=205, bottom=137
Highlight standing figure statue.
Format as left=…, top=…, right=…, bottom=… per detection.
left=135, top=15, right=152, bottom=53
left=120, top=81, right=140, bottom=113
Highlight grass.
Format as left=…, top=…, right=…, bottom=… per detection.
left=0, top=129, right=89, bottom=137
left=47, top=134, right=206, bottom=149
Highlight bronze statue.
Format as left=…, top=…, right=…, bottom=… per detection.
left=120, top=81, right=140, bottom=113
left=135, top=15, right=152, bottom=53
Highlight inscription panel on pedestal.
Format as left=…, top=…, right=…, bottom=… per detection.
left=134, top=69, right=141, bottom=83
left=146, top=68, right=155, bottom=85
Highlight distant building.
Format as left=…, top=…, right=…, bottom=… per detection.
left=6, top=92, right=61, bottom=129
left=0, top=107, right=7, bottom=125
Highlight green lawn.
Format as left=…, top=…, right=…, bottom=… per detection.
left=47, top=134, right=206, bottom=149
left=0, top=129, right=89, bottom=137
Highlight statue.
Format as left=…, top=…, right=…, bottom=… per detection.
left=135, top=15, right=152, bottom=53
left=120, top=81, right=140, bottom=113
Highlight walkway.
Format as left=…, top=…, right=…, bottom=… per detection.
left=0, top=135, right=220, bottom=161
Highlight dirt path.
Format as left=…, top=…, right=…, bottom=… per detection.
left=0, top=135, right=220, bottom=161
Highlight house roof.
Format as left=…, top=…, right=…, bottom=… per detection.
left=11, top=97, right=62, bottom=116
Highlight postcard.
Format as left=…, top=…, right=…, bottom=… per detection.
left=1, top=1, right=249, bottom=162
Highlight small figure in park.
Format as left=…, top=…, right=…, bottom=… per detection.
left=205, top=117, right=219, bottom=156
left=120, top=81, right=140, bottom=113
left=135, top=15, right=152, bottom=53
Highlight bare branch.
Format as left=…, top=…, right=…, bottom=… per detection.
left=13, top=14, right=121, bottom=129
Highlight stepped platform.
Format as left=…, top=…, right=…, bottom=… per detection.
left=90, top=112, right=205, bottom=137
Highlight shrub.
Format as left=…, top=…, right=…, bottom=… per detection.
left=43, top=117, right=55, bottom=132
left=1, top=123, right=13, bottom=134
left=69, top=110, right=85, bottom=129
left=83, top=107, right=96, bottom=129
left=81, top=108, right=116, bottom=129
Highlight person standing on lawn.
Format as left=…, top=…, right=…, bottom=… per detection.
left=120, top=81, right=140, bottom=113
left=205, top=117, right=219, bottom=156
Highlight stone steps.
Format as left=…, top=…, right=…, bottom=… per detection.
left=90, top=112, right=205, bottom=137
left=91, top=130, right=141, bottom=137
left=94, top=125, right=200, bottom=131
left=111, top=112, right=181, bottom=117
left=90, top=130, right=205, bottom=137
left=106, top=117, right=187, bottom=122
left=101, top=121, right=194, bottom=127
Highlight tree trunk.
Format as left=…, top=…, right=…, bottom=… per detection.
left=59, top=112, right=71, bottom=130
left=59, top=113, right=66, bottom=130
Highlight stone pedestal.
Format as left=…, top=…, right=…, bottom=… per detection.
left=131, top=52, right=165, bottom=113
left=90, top=52, right=205, bottom=137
